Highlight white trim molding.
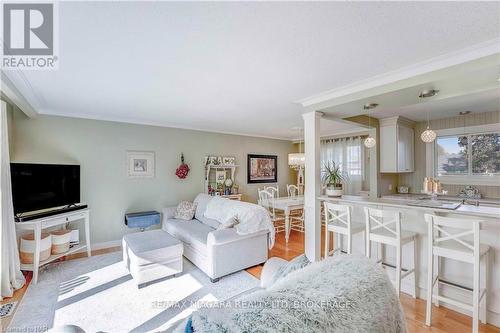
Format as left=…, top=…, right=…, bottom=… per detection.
left=296, top=38, right=500, bottom=110
left=426, top=123, right=500, bottom=186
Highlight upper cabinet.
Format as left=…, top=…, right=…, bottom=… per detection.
left=380, top=116, right=415, bottom=173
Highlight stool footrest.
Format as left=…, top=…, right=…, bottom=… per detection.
left=401, top=268, right=414, bottom=279
left=380, top=261, right=411, bottom=273
left=434, top=295, right=472, bottom=311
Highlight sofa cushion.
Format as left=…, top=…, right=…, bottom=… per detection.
left=163, top=218, right=214, bottom=253
left=193, top=193, right=220, bottom=229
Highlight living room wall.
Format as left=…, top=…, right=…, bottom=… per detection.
left=10, top=110, right=295, bottom=244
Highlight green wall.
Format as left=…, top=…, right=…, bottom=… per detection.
left=11, top=111, right=294, bottom=244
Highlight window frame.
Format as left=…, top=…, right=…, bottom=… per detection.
left=426, top=123, right=500, bottom=185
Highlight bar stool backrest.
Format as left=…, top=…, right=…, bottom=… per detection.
left=424, top=214, right=481, bottom=256
left=324, top=202, right=351, bottom=228
left=364, top=207, right=401, bottom=239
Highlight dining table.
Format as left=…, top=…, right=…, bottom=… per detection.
left=259, top=195, right=304, bottom=243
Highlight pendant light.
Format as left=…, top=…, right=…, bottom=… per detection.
left=419, top=89, right=439, bottom=143
left=459, top=111, right=470, bottom=145
left=363, top=103, right=377, bottom=148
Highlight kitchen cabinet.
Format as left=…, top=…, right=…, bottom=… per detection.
left=380, top=116, right=415, bottom=173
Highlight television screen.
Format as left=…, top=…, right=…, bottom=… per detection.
left=10, top=163, right=80, bottom=214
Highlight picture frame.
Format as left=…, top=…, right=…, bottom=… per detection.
left=127, top=151, right=155, bottom=178
left=247, top=154, right=277, bottom=184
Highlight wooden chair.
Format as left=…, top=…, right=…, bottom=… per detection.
left=364, top=207, right=417, bottom=297
left=425, top=214, right=490, bottom=333
left=324, top=202, right=364, bottom=256
left=258, top=189, right=285, bottom=233
left=287, top=184, right=299, bottom=198
left=286, top=184, right=304, bottom=233
left=263, top=185, right=279, bottom=198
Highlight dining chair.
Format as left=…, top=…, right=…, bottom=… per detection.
left=287, top=184, right=299, bottom=198
left=258, top=189, right=285, bottom=233
left=286, top=184, right=304, bottom=233
left=263, top=185, right=279, bottom=198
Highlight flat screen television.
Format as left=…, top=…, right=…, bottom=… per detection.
left=10, top=163, right=80, bottom=215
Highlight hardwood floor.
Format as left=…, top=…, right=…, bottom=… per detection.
left=2, top=231, right=499, bottom=333
left=247, top=230, right=500, bottom=333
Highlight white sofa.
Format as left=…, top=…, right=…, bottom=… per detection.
left=162, top=193, right=269, bottom=282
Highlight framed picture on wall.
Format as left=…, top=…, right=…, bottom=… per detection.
left=127, top=151, right=155, bottom=178
left=247, top=154, right=277, bottom=184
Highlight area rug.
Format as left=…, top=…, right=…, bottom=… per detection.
left=9, top=252, right=260, bottom=333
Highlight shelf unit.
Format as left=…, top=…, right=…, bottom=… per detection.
left=204, top=164, right=239, bottom=194
left=20, top=243, right=87, bottom=271
left=15, top=208, right=91, bottom=284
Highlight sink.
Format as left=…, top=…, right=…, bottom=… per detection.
left=407, top=199, right=461, bottom=210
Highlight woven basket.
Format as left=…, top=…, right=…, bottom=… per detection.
left=50, top=229, right=72, bottom=254
left=20, top=232, right=52, bottom=264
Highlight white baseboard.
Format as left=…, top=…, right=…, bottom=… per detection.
left=74, top=239, right=122, bottom=253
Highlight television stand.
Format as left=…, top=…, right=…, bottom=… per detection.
left=15, top=204, right=88, bottom=222
left=15, top=208, right=91, bottom=284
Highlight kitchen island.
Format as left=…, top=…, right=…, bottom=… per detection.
left=318, top=195, right=500, bottom=326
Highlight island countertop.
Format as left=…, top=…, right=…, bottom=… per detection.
left=318, top=195, right=500, bottom=219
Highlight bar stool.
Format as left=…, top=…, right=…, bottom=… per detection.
left=364, top=207, right=417, bottom=297
left=323, top=202, right=365, bottom=256
left=425, top=214, right=489, bottom=333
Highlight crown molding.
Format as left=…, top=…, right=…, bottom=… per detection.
left=37, top=108, right=295, bottom=142
left=1, top=72, right=38, bottom=118
left=296, top=38, right=500, bottom=109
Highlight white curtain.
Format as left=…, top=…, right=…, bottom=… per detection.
left=1, top=101, right=25, bottom=299
left=320, top=136, right=364, bottom=195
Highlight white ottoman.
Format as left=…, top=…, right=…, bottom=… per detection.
left=123, top=230, right=183, bottom=286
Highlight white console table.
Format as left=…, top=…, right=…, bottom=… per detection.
left=15, top=208, right=91, bottom=284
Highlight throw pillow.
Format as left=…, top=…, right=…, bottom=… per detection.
left=175, top=201, right=197, bottom=220
left=216, top=216, right=240, bottom=230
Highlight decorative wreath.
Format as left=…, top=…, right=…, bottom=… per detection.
left=175, top=153, right=190, bottom=179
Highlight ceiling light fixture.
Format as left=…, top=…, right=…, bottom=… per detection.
left=363, top=103, right=377, bottom=148
left=363, top=103, right=379, bottom=110
left=419, top=89, right=439, bottom=98
left=459, top=111, right=470, bottom=146
left=419, top=89, right=439, bottom=143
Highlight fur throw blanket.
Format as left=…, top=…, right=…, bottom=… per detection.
left=185, top=255, right=405, bottom=332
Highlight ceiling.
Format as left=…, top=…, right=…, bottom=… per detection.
left=2, top=1, right=500, bottom=139
left=317, top=60, right=500, bottom=122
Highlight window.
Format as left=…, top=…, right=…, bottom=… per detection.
left=320, top=136, right=366, bottom=195
left=471, top=133, right=500, bottom=174
left=436, top=136, right=468, bottom=175
left=435, top=132, right=499, bottom=177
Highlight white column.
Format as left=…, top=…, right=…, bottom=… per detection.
left=302, top=111, right=322, bottom=262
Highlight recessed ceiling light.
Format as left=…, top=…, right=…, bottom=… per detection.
left=459, top=111, right=472, bottom=115
left=363, top=103, right=379, bottom=110
left=419, top=89, right=439, bottom=98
